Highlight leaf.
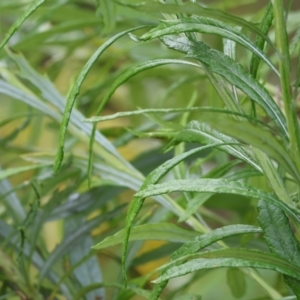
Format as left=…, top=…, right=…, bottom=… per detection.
left=253, top=148, right=292, bottom=204
left=208, top=119, right=299, bottom=181
left=135, top=179, right=300, bottom=223
left=38, top=206, right=124, bottom=283
left=258, top=200, right=300, bottom=298
left=66, top=217, right=105, bottom=300
left=250, top=2, right=274, bottom=78
left=139, top=16, right=278, bottom=76
left=54, top=25, right=150, bottom=172
left=122, top=144, right=223, bottom=284
left=96, top=0, right=116, bottom=33
left=0, top=163, right=50, bottom=181
left=84, top=106, right=268, bottom=126
left=171, top=224, right=262, bottom=261
left=6, top=52, right=131, bottom=174
left=171, top=121, right=261, bottom=171
left=153, top=248, right=300, bottom=283
left=180, top=160, right=240, bottom=222
left=113, top=0, right=275, bottom=43
left=87, top=58, right=201, bottom=182
left=226, top=268, right=246, bottom=298
left=151, top=225, right=258, bottom=299
left=0, top=0, right=47, bottom=49
left=93, top=223, right=199, bottom=250
left=160, top=35, right=288, bottom=139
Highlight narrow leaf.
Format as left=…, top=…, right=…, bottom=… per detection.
left=54, top=25, right=150, bottom=172
left=93, top=223, right=198, bottom=250
left=135, top=179, right=300, bottom=223
left=122, top=144, right=222, bottom=284
left=154, top=249, right=300, bottom=283
left=140, top=17, right=278, bottom=75
left=258, top=200, right=300, bottom=297
left=171, top=224, right=262, bottom=261
left=0, top=0, right=47, bottom=49
left=114, top=0, right=275, bottom=43
left=161, top=35, right=288, bottom=139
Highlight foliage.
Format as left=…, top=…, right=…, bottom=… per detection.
left=1, top=0, right=300, bottom=299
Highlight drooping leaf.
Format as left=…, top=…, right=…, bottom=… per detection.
left=171, top=121, right=261, bottom=171
left=54, top=25, right=150, bottom=172
left=135, top=179, right=300, bottom=223
left=153, top=248, right=300, bottom=283
left=113, top=0, right=275, bottom=43
left=122, top=144, right=222, bottom=284
left=87, top=58, right=201, bottom=181
left=171, top=224, right=262, bottom=261
left=139, top=16, right=278, bottom=75
left=258, top=200, right=300, bottom=298
left=38, top=206, right=124, bottom=283
left=160, top=35, right=288, bottom=139
left=93, top=223, right=198, bottom=250
left=0, top=0, right=47, bottom=49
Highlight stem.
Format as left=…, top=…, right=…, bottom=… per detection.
left=272, top=0, right=300, bottom=173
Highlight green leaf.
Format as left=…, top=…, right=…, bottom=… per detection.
left=66, top=217, right=105, bottom=300
left=172, top=121, right=261, bottom=171
left=207, top=119, right=299, bottom=181
left=38, top=206, right=124, bottom=283
left=114, top=0, right=275, bottom=43
left=226, top=268, right=246, bottom=298
left=139, top=16, right=278, bottom=76
left=180, top=160, right=240, bottom=222
left=258, top=200, right=300, bottom=298
left=84, top=106, right=269, bottom=126
left=93, top=223, right=198, bottom=250
left=96, top=0, right=116, bottom=33
left=122, top=144, right=221, bottom=284
left=135, top=179, right=300, bottom=223
left=160, top=35, right=288, bottom=139
left=88, top=58, right=201, bottom=182
left=54, top=25, right=150, bottom=172
left=171, top=224, right=262, bottom=261
left=0, top=163, right=50, bottom=181
left=153, top=248, right=300, bottom=283
left=253, top=148, right=292, bottom=204
left=250, top=2, right=274, bottom=78
left=0, top=0, right=47, bottom=49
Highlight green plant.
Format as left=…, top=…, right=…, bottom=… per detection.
left=1, top=0, right=300, bottom=299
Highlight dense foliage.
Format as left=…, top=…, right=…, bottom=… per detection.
left=1, top=0, right=300, bottom=299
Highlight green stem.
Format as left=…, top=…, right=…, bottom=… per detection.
left=272, top=0, right=300, bottom=173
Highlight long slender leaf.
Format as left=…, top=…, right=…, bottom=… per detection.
left=153, top=248, right=300, bottom=283
left=122, top=144, right=222, bottom=284
left=38, top=206, right=124, bottom=283
left=88, top=58, right=202, bottom=182
left=0, top=0, right=47, bottom=49
left=135, top=179, right=300, bottom=223
left=93, top=223, right=199, bottom=250
left=160, top=35, right=288, bottom=139
left=258, top=200, right=300, bottom=298
left=54, top=25, right=151, bottom=172
left=250, top=2, right=274, bottom=78
left=149, top=225, right=263, bottom=299
left=172, top=121, right=261, bottom=171
left=113, top=0, right=275, bottom=43
left=139, top=17, right=278, bottom=76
